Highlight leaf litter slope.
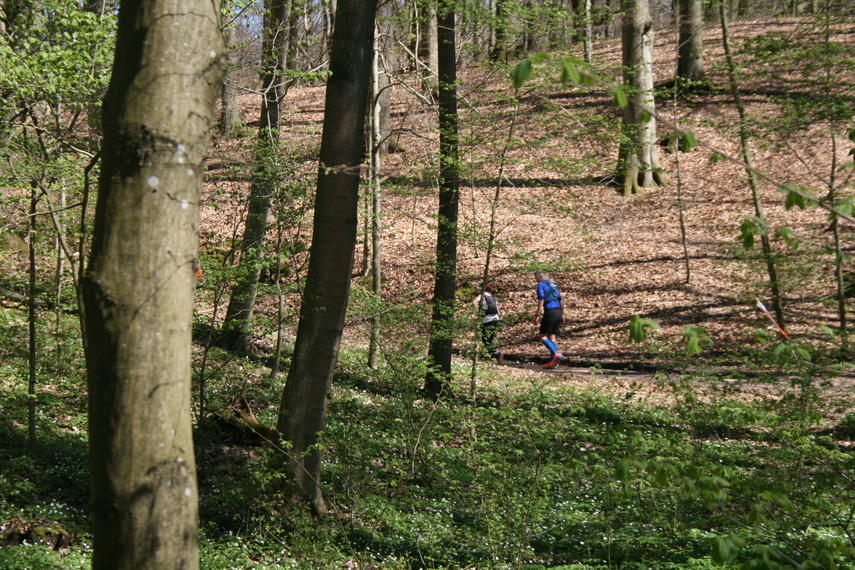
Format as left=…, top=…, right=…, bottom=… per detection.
left=201, top=20, right=855, bottom=409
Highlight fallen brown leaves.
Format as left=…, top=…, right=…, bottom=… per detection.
left=201, top=20, right=855, bottom=399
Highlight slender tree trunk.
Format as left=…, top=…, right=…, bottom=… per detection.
left=219, top=22, right=242, bottom=132
left=368, top=38, right=383, bottom=370
left=426, top=2, right=440, bottom=96
left=672, top=87, right=691, bottom=283
left=584, top=0, right=593, bottom=64
left=54, top=191, right=65, bottom=366
left=287, top=0, right=299, bottom=75
left=221, top=0, right=291, bottom=351
left=76, top=154, right=98, bottom=346
left=830, top=161, right=847, bottom=347
left=327, top=0, right=338, bottom=50
left=81, top=0, right=224, bottom=566
left=676, top=0, right=705, bottom=84
left=617, top=0, right=667, bottom=195
left=522, top=0, right=537, bottom=52
left=270, top=220, right=286, bottom=377
left=375, top=3, right=392, bottom=154
left=276, top=0, right=377, bottom=514
left=28, top=187, right=38, bottom=447
left=425, top=0, right=460, bottom=400
left=720, top=1, right=785, bottom=328
left=606, top=0, right=622, bottom=38
left=820, top=0, right=846, bottom=347
left=491, top=0, right=508, bottom=62
left=378, top=70, right=392, bottom=153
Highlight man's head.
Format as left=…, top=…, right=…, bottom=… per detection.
left=534, top=271, right=548, bottom=283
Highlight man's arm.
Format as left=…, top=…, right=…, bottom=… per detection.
left=532, top=299, right=545, bottom=324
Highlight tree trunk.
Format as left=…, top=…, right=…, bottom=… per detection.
left=522, top=0, right=538, bottom=53
left=221, top=0, right=291, bottom=351
left=28, top=187, right=38, bottom=447
left=822, top=8, right=847, bottom=348
left=368, top=36, right=383, bottom=370
left=719, top=0, right=785, bottom=329
left=287, top=0, right=299, bottom=75
left=425, top=0, right=460, bottom=400
left=605, top=0, right=622, bottom=39
left=219, top=22, right=242, bottom=133
left=276, top=0, right=377, bottom=514
left=617, top=0, right=667, bottom=195
left=676, top=0, right=705, bottom=84
left=584, top=0, right=593, bottom=63
left=82, top=0, right=224, bottom=567
left=426, top=1, right=439, bottom=96
left=491, top=0, right=509, bottom=62
left=378, top=70, right=393, bottom=154
left=376, top=3, right=393, bottom=155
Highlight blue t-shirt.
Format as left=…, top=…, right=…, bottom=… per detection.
left=537, top=280, right=561, bottom=310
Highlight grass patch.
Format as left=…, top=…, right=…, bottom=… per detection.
left=2, top=337, right=854, bottom=568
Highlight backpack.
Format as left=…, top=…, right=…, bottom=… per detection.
left=542, top=280, right=561, bottom=305
left=482, top=293, right=498, bottom=316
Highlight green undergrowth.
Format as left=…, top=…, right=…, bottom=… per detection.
left=2, top=341, right=854, bottom=569
left=189, top=348, right=854, bottom=569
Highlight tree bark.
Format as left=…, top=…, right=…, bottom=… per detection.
left=490, top=0, right=509, bottom=62
left=276, top=0, right=377, bottom=514
left=676, top=0, right=705, bottom=84
left=219, top=22, right=242, bottom=132
left=425, top=0, right=460, bottom=400
left=28, top=188, right=38, bottom=447
left=584, top=0, right=593, bottom=64
left=617, top=0, right=666, bottom=195
left=368, top=35, right=383, bottom=370
left=719, top=0, right=785, bottom=329
left=221, top=0, right=292, bottom=351
left=375, top=3, right=393, bottom=155
left=81, top=0, right=224, bottom=567
left=426, top=0, right=440, bottom=96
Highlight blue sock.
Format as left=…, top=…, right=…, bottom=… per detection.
left=542, top=338, right=557, bottom=357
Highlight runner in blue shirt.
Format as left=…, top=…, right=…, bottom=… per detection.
left=532, top=271, right=564, bottom=369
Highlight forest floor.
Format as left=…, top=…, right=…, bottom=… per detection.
left=201, top=20, right=855, bottom=423
left=4, top=17, right=855, bottom=570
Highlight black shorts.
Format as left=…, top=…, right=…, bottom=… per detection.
left=539, top=307, right=562, bottom=336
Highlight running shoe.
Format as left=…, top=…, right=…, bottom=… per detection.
left=542, top=353, right=563, bottom=369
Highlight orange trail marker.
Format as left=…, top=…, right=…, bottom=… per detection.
left=755, top=299, right=788, bottom=339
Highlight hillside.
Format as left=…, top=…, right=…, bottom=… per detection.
left=201, top=20, right=854, bottom=384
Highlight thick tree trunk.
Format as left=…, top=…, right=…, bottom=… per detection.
left=425, top=0, right=460, bottom=400
left=221, top=0, right=291, bottom=351
left=276, top=0, right=377, bottom=514
left=676, top=0, right=705, bottom=84
left=617, top=0, right=666, bottom=195
left=82, top=0, right=224, bottom=567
